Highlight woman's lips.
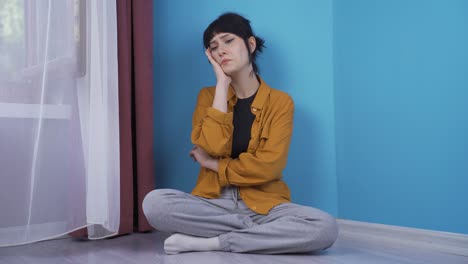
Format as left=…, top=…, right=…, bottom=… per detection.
left=221, top=59, right=231, bottom=65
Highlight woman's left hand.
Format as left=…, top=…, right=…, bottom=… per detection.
left=189, top=146, right=219, bottom=171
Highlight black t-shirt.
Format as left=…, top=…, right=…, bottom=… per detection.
left=231, top=91, right=257, bottom=159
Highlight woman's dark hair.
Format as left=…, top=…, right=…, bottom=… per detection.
left=203, top=12, right=265, bottom=74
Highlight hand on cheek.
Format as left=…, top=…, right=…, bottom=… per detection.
left=205, top=49, right=231, bottom=85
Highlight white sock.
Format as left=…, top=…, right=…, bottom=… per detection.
left=164, top=233, right=221, bottom=254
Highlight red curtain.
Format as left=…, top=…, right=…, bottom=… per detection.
left=71, top=0, right=154, bottom=237
left=117, top=0, right=155, bottom=234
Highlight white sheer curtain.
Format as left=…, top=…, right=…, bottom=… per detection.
left=0, top=0, right=120, bottom=246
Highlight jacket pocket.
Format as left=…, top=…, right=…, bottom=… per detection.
left=247, top=124, right=269, bottom=154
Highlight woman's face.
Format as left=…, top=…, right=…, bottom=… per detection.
left=208, top=33, right=254, bottom=75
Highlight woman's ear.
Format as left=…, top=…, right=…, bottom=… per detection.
left=248, top=36, right=257, bottom=54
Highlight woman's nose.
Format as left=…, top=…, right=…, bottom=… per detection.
left=217, top=45, right=227, bottom=56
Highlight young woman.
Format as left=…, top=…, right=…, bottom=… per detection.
left=143, top=12, right=338, bottom=255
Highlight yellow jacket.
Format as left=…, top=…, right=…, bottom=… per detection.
left=191, top=76, right=294, bottom=214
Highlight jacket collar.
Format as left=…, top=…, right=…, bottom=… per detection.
left=228, top=75, right=271, bottom=110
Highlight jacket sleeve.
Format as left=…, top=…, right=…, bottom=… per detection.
left=217, top=96, right=294, bottom=187
left=191, top=88, right=233, bottom=157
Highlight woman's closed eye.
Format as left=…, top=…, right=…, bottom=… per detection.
left=209, top=39, right=234, bottom=51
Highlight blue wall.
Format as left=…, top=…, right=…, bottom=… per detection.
left=334, top=0, right=468, bottom=234
left=154, top=0, right=468, bottom=234
left=153, top=0, right=338, bottom=215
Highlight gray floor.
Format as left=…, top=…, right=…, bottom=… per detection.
left=1, top=230, right=467, bottom=264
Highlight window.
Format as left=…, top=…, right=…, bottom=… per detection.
left=0, top=0, right=85, bottom=117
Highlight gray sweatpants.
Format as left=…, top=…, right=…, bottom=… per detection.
left=142, top=186, right=338, bottom=254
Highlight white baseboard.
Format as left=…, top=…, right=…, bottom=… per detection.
left=337, top=219, right=468, bottom=257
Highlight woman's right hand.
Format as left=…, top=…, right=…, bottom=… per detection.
left=205, top=48, right=232, bottom=87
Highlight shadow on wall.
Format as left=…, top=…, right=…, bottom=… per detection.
left=260, top=42, right=331, bottom=211
left=285, top=107, right=321, bottom=204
